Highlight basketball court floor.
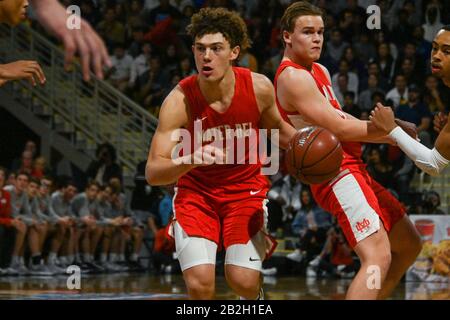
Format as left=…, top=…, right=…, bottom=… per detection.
left=0, top=274, right=447, bottom=300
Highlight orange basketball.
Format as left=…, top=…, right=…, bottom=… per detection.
left=285, top=126, right=343, bottom=184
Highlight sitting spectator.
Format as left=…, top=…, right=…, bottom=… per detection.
left=138, top=56, right=165, bottom=114
left=365, top=147, right=395, bottom=190
left=421, top=191, right=446, bottom=215
left=3, top=173, right=32, bottom=275
left=324, top=28, right=348, bottom=67
left=130, top=42, right=153, bottom=89
left=386, top=74, right=409, bottom=109
left=0, top=167, right=26, bottom=275
left=342, top=91, right=361, bottom=119
left=374, top=42, right=395, bottom=82
left=96, top=7, right=126, bottom=49
left=26, top=178, right=53, bottom=275
left=178, top=56, right=196, bottom=78
left=331, top=59, right=358, bottom=101
left=333, top=73, right=350, bottom=106
left=10, top=140, right=37, bottom=173
left=308, top=225, right=357, bottom=279
left=71, top=181, right=104, bottom=272
left=86, top=143, right=123, bottom=187
left=11, top=151, right=33, bottom=176
left=288, top=189, right=331, bottom=263
left=359, top=74, right=385, bottom=112
left=31, top=156, right=50, bottom=180
left=106, top=44, right=134, bottom=93
left=395, top=84, right=432, bottom=148
left=423, top=75, right=448, bottom=113
left=128, top=26, right=148, bottom=58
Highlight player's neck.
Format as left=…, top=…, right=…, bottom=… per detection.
left=282, top=54, right=313, bottom=71
left=198, top=67, right=235, bottom=103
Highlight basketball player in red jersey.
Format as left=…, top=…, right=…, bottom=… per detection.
left=275, top=2, right=422, bottom=300
left=0, top=0, right=46, bottom=87
left=146, top=8, right=296, bottom=300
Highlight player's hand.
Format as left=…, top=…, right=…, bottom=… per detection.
left=192, top=144, right=226, bottom=166
left=394, top=119, right=418, bottom=140
left=0, top=60, right=46, bottom=86
left=31, top=0, right=111, bottom=81
left=433, top=112, right=448, bottom=133
left=369, top=103, right=397, bottom=134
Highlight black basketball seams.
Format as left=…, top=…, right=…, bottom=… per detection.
left=302, top=137, right=341, bottom=170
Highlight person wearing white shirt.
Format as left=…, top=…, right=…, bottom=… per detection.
left=108, top=46, right=134, bottom=93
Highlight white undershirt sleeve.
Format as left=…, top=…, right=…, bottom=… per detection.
left=389, top=126, right=449, bottom=176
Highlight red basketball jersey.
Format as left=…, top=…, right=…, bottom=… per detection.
left=274, top=61, right=365, bottom=179
left=177, top=67, right=268, bottom=190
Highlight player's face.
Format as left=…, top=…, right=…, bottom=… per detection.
left=0, top=0, right=28, bottom=26
left=284, top=15, right=324, bottom=63
left=431, top=30, right=450, bottom=81
left=192, top=33, right=239, bottom=82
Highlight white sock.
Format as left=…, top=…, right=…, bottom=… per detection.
left=19, top=256, right=25, bottom=266
left=110, top=254, right=117, bottom=262
left=11, top=255, right=19, bottom=265
left=100, top=253, right=107, bottom=263
left=119, top=254, right=125, bottom=262
left=83, top=253, right=91, bottom=262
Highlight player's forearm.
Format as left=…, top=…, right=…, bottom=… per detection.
left=389, top=127, right=449, bottom=176
left=278, top=121, right=297, bottom=150
left=29, top=0, right=57, bottom=10
left=146, top=156, right=195, bottom=186
left=334, top=119, right=384, bottom=142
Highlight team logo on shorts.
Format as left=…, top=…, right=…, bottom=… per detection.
left=355, top=219, right=371, bottom=233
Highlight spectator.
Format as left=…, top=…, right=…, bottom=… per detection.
left=423, top=75, right=448, bottom=113
left=11, top=150, right=34, bottom=175
left=96, top=7, right=126, bottom=49
left=359, top=74, right=385, bottom=112
left=396, top=57, right=421, bottom=87
left=325, top=28, right=349, bottom=66
left=130, top=42, right=153, bottom=89
left=412, top=26, right=432, bottom=62
left=178, top=56, right=196, bottom=78
left=391, top=9, right=413, bottom=48
left=395, top=84, right=433, bottom=148
left=128, top=26, right=147, bottom=58
left=421, top=191, right=446, bottom=215
left=333, top=73, right=350, bottom=106
left=86, top=143, right=123, bottom=187
left=353, top=32, right=376, bottom=65
left=332, top=59, right=358, bottom=101
left=374, top=42, right=395, bottom=82
left=386, top=74, right=409, bottom=109
left=106, top=44, right=134, bottom=93
left=342, top=91, right=361, bottom=119
left=31, top=156, right=50, bottom=180
left=342, top=46, right=365, bottom=78
left=145, top=0, right=182, bottom=28
left=138, top=55, right=166, bottom=114
left=422, top=4, right=443, bottom=43
left=288, top=189, right=331, bottom=263
left=365, top=147, right=395, bottom=190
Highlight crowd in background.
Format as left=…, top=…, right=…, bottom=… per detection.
left=4, top=0, right=449, bottom=278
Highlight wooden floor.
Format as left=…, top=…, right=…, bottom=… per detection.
left=0, top=274, right=448, bottom=300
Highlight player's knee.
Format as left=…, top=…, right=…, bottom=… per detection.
left=225, top=267, right=260, bottom=297
left=185, top=275, right=215, bottom=299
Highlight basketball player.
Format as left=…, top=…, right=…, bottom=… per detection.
left=0, top=0, right=46, bottom=87
left=146, top=8, right=296, bottom=299
left=275, top=2, right=421, bottom=300
left=370, top=25, right=450, bottom=176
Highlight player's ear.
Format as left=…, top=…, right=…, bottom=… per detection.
left=230, top=46, right=240, bottom=61
left=283, top=30, right=292, bottom=46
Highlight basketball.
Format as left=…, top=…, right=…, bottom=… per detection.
left=285, top=126, right=343, bottom=185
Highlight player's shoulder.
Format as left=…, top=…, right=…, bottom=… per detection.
left=158, top=85, right=189, bottom=124
left=277, top=66, right=316, bottom=92
left=251, top=72, right=274, bottom=95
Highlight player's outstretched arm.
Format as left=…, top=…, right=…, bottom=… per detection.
left=145, top=86, right=224, bottom=186
left=253, top=73, right=297, bottom=149
left=276, top=67, right=385, bottom=142
left=370, top=105, right=450, bottom=176
left=30, top=0, right=111, bottom=81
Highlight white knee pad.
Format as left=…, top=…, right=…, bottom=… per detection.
left=225, top=231, right=267, bottom=272
left=173, top=221, right=217, bottom=271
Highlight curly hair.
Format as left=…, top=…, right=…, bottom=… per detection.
left=186, top=7, right=251, bottom=51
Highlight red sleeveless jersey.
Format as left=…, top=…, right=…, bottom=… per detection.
left=177, top=67, right=268, bottom=190
left=274, top=61, right=365, bottom=177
